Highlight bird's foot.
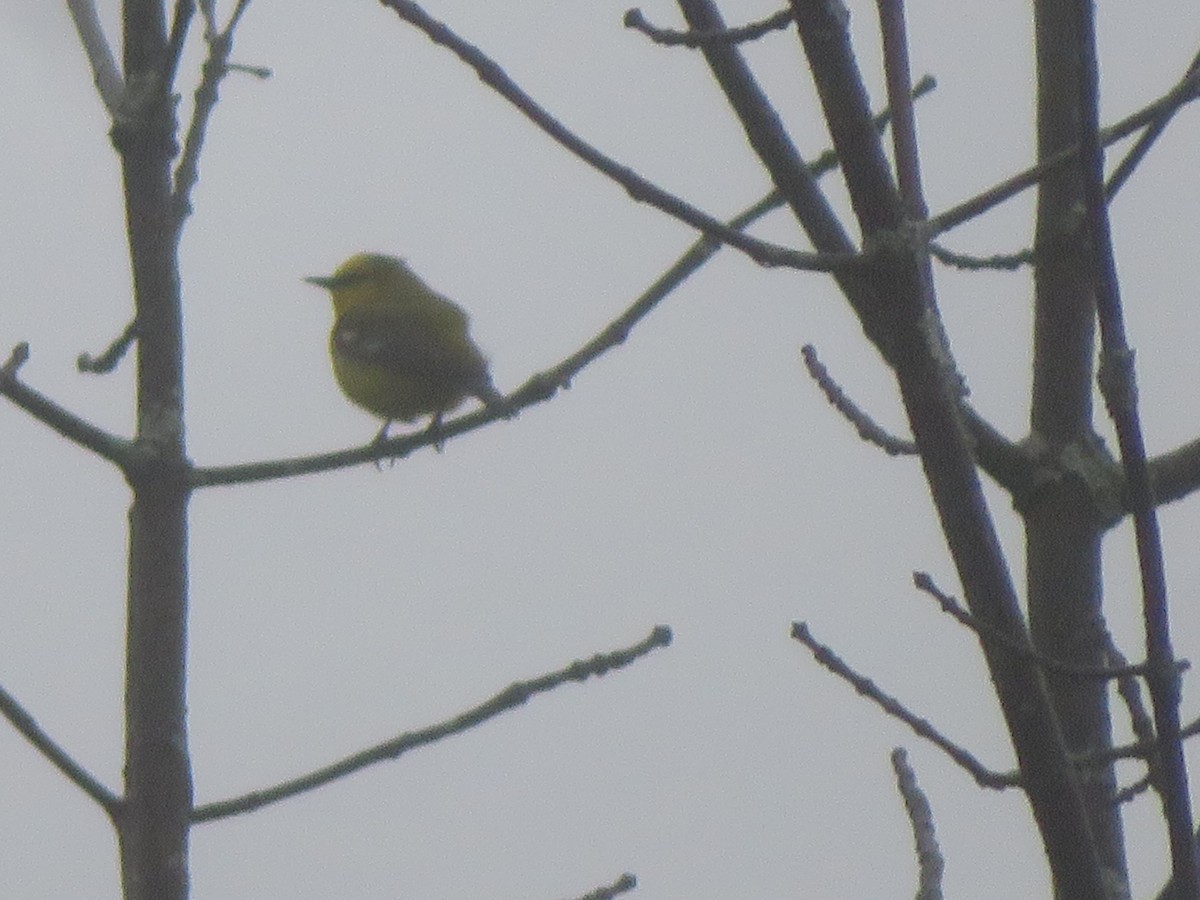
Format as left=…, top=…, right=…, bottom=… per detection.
left=423, top=413, right=447, bottom=453
left=371, top=421, right=396, bottom=470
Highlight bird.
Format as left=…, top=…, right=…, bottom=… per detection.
left=305, top=252, right=509, bottom=444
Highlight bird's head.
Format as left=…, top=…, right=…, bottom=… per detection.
left=304, top=252, right=424, bottom=314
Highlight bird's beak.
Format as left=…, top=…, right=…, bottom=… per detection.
left=304, top=275, right=334, bottom=289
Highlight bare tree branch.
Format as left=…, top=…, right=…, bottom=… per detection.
left=1146, top=437, right=1200, bottom=508
left=958, top=406, right=1039, bottom=499
left=66, top=0, right=126, bottom=115
left=163, top=0, right=195, bottom=86
left=193, top=627, right=672, bottom=822
left=876, top=0, right=925, bottom=220
left=1075, top=1, right=1195, bottom=891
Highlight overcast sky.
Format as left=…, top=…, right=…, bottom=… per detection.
left=2, top=2, right=1199, bottom=898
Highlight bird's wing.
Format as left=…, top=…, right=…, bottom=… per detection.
left=333, top=305, right=491, bottom=389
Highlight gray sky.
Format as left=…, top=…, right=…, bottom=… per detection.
left=2, top=2, right=1199, bottom=897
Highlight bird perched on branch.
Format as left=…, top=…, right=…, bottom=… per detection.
left=305, top=252, right=509, bottom=444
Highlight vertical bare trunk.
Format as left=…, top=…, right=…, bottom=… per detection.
left=114, top=2, right=192, bottom=897
left=1028, top=0, right=1127, bottom=890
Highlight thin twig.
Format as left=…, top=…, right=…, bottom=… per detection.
left=1085, top=711, right=1200, bottom=767
left=1115, top=773, right=1154, bottom=805
left=623, top=7, right=793, bottom=47
left=0, top=682, right=121, bottom=817
left=791, top=622, right=1017, bottom=790
left=927, top=65, right=1200, bottom=239
left=891, top=748, right=944, bottom=900
left=193, top=626, right=672, bottom=822
left=77, top=318, right=139, bottom=374
left=379, top=0, right=854, bottom=274
left=931, top=51, right=1200, bottom=275
left=930, top=53, right=1200, bottom=274
left=928, top=242, right=1034, bottom=272
left=1109, top=634, right=1160, bottom=802
left=1106, top=47, right=1200, bottom=199
left=1108, top=638, right=1158, bottom=750
left=173, top=0, right=263, bottom=228
left=800, top=344, right=917, bottom=456
left=566, top=872, right=638, bottom=900
left=912, top=572, right=1178, bottom=680
left=0, top=342, right=29, bottom=377
left=0, top=344, right=135, bottom=466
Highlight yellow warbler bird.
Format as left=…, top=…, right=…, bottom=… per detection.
left=305, top=252, right=507, bottom=442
